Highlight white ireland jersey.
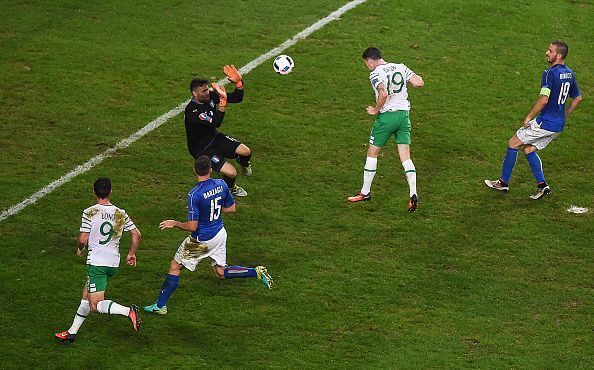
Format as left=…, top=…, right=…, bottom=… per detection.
left=369, top=62, right=416, bottom=112
left=80, top=203, right=136, bottom=267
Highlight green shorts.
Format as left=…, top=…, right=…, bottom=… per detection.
left=86, top=265, right=118, bottom=293
left=369, top=110, right=411, bottom=147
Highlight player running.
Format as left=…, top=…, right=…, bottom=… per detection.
left=55, top=178, right=142, bottom=343
left=185, top=65, right=251, bottom=197
left=348, top=47, right=425, bottom=212
left=144, top=156, right=273, bottom=315
left=485, top=41, right=583, bottom=199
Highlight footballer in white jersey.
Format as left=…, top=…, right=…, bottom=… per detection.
left=80, top=203, right=137, bottom=268
left=369, top=62, right=416, bottom=112
left=348, top=47, right=424, bottom=212
left=55, top=178, right=142, bottom=344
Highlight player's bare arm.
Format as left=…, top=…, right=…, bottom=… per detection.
left=126, top=228, right=141, bottom=266
left=76, top=232, right=89, bottom=257
left=159, top=220, right=198, bottom=232
left=523, top=95, right=549, bottom=126
left=566, top=95, right=583, bottom=117
left=409, top=74, right=425, bottom=88
left=222, top=204, right=236, bottom=214
left=366, top=83, right=388, bottom=115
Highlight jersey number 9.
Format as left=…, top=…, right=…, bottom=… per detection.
left=99, top=221, right=114, bottom=245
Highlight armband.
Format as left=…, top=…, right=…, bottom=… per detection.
left=539, top=87, right=551, bottom=97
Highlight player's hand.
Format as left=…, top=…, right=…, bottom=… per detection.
left=126, top=254, right=137, bottom=266
left=523, top=117, right=531, bottom=128
left=76, top=247, right=84, bottom=257
left=366, top=106, right=379, bottom=115
left=159, top=220, right=177, bottom=230
left=223, top=65, right=243, bottom=88
left=212, top=83, right=227, bottom=107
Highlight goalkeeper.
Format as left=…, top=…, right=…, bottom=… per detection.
left=184, top=65, right=252, bottom=197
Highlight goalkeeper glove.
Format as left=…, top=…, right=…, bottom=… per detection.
left=223, top=64, right=243, bottom=88
left=212, top=83, right=227, bottom=107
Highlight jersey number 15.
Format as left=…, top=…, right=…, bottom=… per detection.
left=210, top=196, right=222, bottom=221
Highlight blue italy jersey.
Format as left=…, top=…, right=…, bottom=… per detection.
left=536, top=64, right=580, bottom=132
left=187, top=178, right=234, bottom=241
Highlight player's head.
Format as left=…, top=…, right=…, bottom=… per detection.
left=547, top=41, right=568, bottom=64
left=194, top=155, right=212, bottom=177
left=93, top=177, right=112, bottom=199
left=362, top=47, right=383, bottom=70
left=190, top=78, right=210, bottom=103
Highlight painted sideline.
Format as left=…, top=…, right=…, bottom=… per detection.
left=0, top=0, right=367, bottom=223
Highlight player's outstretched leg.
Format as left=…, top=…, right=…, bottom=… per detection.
left=402, top=159, right=418, bottom=212
left=144, top=273, right=179, bottom=315
left=54, top=298, right=91, bottom=343
left=235, top=144, right=252, bottom=177
left=485, top=147, right=517, bottom=193
left=348, top=156, right=376, bottom=202
left=525, top=151, right=550, bottom=200
left=216, top=265, right=274, bottom=289
left=96, top=300, right=141, bottom=332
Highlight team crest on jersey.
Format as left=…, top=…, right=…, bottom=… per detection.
left=209, top=101, right=215, bottom=108
left=199, top=112, right=212, bottom=123
left=211, top=155, right=220, bottom=164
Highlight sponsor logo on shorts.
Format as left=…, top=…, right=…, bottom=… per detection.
left=211, top=155, right=220, bottom=164
left=225, top=135, right=239, bottom=142
left=88, top=283, right=96, bottom=293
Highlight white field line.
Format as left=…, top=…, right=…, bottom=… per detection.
left=0, top=0, right=367, bottom=223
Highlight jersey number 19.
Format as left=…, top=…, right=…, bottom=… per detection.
left=558, top=82, right=570, bottom=105
left=386, top=72, right=404, bottom=95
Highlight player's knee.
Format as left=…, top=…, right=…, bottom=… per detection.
left=213, top=266, right=225, bottom=279
left=88, top=300, right=99, bottom=312
left=236, top=144, right=250, bottom=157
left=168, top=260, right=183, bottom=275
left=523, top=145, right=536, bottom=154
left=226, top=166, right=237, bottom=178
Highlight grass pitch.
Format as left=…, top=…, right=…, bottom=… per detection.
left=1, top=0, right=592, bottom=368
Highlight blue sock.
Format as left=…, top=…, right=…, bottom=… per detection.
left=156, top=274, right=179, bottom=308
left=500, top=147, right=518, bottom=184
left=526, top=151, right=546, bottom=185
left=224, top=265, right=257, bottom=278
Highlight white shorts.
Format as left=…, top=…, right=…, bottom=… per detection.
left=515, top=119, right=560, bottom=150
left=173, top=228, right=227, bottom=271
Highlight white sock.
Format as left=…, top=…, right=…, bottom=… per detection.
left=402, top=159, right=417, bottom=197
left=96, top=300, right=131, bottom=316
left=361, top=157, right=377, bottom=195
left=68, top=299, right=90, bottom=334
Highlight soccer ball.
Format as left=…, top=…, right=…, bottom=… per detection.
left=273, top=55, right=294, bottom=75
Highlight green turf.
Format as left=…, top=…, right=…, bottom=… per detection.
left=1, top=0, right=592, bottom=368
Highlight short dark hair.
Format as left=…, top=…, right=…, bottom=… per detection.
left=551, top=41, right=568, bottom=59
left=194, top=155, right=212, bottom=176
left=93, top=177, right=112, bottom=199
left=190, top=78, right=209, bottom=93
left=362, top=47, right=382, bottom=60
